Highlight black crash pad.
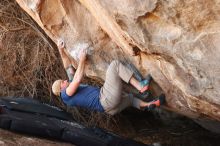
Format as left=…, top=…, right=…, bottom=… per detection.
left=0, top=97, right=148, bottom=146
left=0, top=97, right=73, bottom=121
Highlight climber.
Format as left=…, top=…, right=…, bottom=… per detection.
left=52, top=40, right=165, bottom=115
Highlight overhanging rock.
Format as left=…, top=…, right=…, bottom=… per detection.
left=16, top=0, right=220, bottom=132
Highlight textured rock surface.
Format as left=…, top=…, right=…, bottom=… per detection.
left=16, top=0, right=220, bottom=129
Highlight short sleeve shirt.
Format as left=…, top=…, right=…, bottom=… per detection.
left=61, top=85, right=104, bottom=112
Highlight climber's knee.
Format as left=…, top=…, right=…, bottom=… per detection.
left=109, top=60, right=120, bottom=69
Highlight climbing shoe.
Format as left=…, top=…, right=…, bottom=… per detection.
left=139, top=74, right=152, bottom=94
left=136, top=91, right=151, bottom=101
left=144, top=94, right=166, bottom=111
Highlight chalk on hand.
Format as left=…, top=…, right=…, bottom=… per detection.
left=70, top=42, right=93, bottom=61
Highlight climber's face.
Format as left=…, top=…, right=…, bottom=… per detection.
left=60, top=80, right=69, bottom=90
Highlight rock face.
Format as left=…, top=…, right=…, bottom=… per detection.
left=16, top=0, right=220, bottom=130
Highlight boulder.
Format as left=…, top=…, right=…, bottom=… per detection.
left=16, top=0, right=220, bottom=132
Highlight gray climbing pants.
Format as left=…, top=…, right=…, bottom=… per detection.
left=99, top=60, right=141, bottom=115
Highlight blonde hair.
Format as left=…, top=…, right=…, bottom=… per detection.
left=52, top=79, right=62, bottom=96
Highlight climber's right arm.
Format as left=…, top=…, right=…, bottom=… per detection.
left=66, top=49, right=87, bottom=96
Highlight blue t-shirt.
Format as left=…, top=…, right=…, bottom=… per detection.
left=61, top=85, right=104, bottom=112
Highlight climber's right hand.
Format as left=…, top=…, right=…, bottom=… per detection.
left=79, top=48, right=87, bottom=62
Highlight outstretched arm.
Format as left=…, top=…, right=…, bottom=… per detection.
left=66, top=49, right=87, bottom=96
left=57, top=39, right=78, bottom=69
left=65, top=51, right=78, bottom=69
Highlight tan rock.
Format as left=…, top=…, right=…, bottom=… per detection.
left=16, top=0, right=220, bottom=131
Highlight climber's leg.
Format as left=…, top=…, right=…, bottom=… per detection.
left=100, top=60, right=133, bottom=112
